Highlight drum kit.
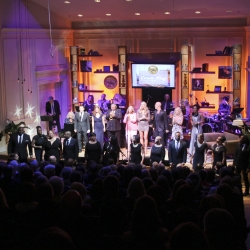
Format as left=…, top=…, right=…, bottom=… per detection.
left=203, top=113, right=233, bottom=133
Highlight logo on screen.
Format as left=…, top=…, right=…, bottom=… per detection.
left=148, top=66, right=158, bottom=74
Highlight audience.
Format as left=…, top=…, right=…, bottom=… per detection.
left=0, top=152, right=248, bottom=250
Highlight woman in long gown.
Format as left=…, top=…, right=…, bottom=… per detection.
left=137, top=101, right=150, bottom=154
left=130, top=135, right=144, bottom=164
left=189, top=104, right=204, bottom=156
left=92, top=106, right=105, bottom=149
left=171, top=107, right=184, bottom=140
left=85, top=132, right=102, bottom=168
left=32, top=126, right=47, bottom=162
left=192, top=134, right=208, bottom=172
left=44, top=130, right=62, bottom=162
left=150, top=136, right=165, bottom=165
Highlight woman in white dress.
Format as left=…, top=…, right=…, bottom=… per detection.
left=189, top=104, right=204, bottom=156
left=171, top=107, right=184, bottom=140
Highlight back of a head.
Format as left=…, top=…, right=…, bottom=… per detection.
left=29, top=160, right=39, bottom=171
left=127, top=177, right=146, bottom=199
left=35, top=175, right=48, bottom=189
left=103, top=175, right=119, bottom=198
left=107, top=170, right=121, bottom=181
left=147, top=185, right=166, bottom=206
left=149, top=167, right=158, bottom=182
left=71, top=182, right=87, bottom=201
left=19, top=182, right=37, bottom=203
left=44, top=164, right=55, bottom=179
left=32, top=227, right=76, bottom=250
left=170, top=222, right=207, bottom=250
left=204, top=208, right=235, bottom=249
left=99, top=166, right=112, bottom=177
left=198, top=169, right=208, bottom=181
left=69, top=171, right=82, bottom=184
left=62, top=190, right=82, bottom=215
left=37, top=183, right=54, bottom=203
left=132, top=195, right=160, bottom=232
left=156, top=175, right=171, bottom=197
left=174, top=184, right=194, bottom=207
left=61, top=167, right=72, bottom=180
left=48, top=176, right=64, bottom=197
left=20, top=166, right=34, bottom=183
left=89, top=162, right=99, bottom=173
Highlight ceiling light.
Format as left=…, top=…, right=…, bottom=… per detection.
left=78, top=14, right=83, bottom=17
left=195, top=11, right=201, bottom=14
left=164, top=12, right=170, bottom=14
left=126, top=0, right=132, bottom=1
left=135, top=13, right=140, bottom=15
left=106, top=13, right=111, bottom=16
left=64, top=1, right=70, bottom=3
left=226, top=10, right=232, bottom=13
left=95, top=0, right=101, bottom=2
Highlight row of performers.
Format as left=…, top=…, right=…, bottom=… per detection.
left=10, top=123, right=246, bottom=176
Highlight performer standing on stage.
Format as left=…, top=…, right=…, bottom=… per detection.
left=92, top=106, right=105, bottom=149
left=211, top=136, right=227, bottom=170
left=74, top=105, right=90, bottom=152
left=153, top=102, right=169, bottom=147
left=8, top=126, right=33, bottom=163
left=137, top=101, right=150, bottom=154
left=32, top=126, right=47, bottom=162
left=123, top=106, right=138, bottom=155
left=161, top=94, right=174, bottom=115
left=97, top=94, right=110, bottom=114
left=189, top=104, right=204, bottom=156
left=192, top=134, right=208, bottom=172
left=129, top=135, right=144, bottom=165
left=171, top=107, right=184, bottom=140
left=106, top=104, right=122, bottom=147
left=45, top=96, right=61, bottom=132
left=150, top=136, right=165, bottom=165
left=234, top=135, right=250, bottom=196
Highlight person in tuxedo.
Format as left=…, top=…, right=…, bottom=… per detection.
left=234, top=135, right=250, bottom=196
left=153, top=102, right=169, bottom=147
left=74, top=105, right=90, bottom=152
left=8, top=126, right=32, bottom=163
left=161, top=94, right=174, bottom=115
left=63, top=131, right=79, bottom=162
left=106, top=104, right=122, bottom=147
left=168, top=131, right=187, bottom=168
left=45, top=96, right=61, bottom=132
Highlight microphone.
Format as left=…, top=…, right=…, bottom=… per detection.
left=148, top=95, right=152, bottom=98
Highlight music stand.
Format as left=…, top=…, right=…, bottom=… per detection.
left=231, top=108, right=244, bottom=120
left=40, top=115, right=53, bottom=122
left=41, top=116, right=54, bottom=133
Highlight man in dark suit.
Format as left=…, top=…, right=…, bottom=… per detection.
left=74, top=105, right=90, bottom=152
left=168, top=131, right=187, bottom=168
left=106, top=104, right=122, bottom=147
left=7, top=126, right=32, bottom=163
left=153, top=102, right=169, bottom=147
left=161, top=94, right=174, bottom=115
left=63, top=131, right=79, bottom=162
left=234, top=135, right=250, bottom=196
left=45, top=96, right=61, bottom=132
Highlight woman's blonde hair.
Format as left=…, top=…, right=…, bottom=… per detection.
left=126, top=106, right=135, bottom=114
left=174, top=107, right=183, bottom=116
left=139, top=101, right=148, bottom=113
